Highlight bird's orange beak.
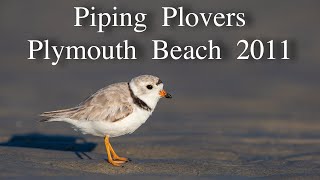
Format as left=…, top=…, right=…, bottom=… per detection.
left=159, top=90, right=172, bottom=98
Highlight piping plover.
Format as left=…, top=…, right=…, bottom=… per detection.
left=40, top=75, right=172, bottom=166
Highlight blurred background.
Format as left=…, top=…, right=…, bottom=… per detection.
left=0, top=0, right=319, bottom=177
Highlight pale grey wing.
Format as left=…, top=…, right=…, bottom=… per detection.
left=69, top=82, right=133, bottom=122
left=70, top=101, right=133, bottom=122
left=39, top=106, right=85, bottom=122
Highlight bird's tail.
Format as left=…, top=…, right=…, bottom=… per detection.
left=39, top=107, right=82, bottom=122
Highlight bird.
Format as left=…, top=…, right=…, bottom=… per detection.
left=39, top=75, right=172, bottom=167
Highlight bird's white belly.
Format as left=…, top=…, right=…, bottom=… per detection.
left=67, top=108, right=152, bottom=137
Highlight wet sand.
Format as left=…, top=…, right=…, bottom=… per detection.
left=1, top=113, right=320, bottom=178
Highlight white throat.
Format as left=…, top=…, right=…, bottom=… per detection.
left=138, top=93, right=160, bottom=111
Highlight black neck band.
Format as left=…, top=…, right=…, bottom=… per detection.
left=128, top=83, right=152, bottom=111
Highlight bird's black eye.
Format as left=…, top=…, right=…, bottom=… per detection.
left=146, top=85, right=153, bottom=90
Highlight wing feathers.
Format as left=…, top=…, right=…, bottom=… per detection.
left=39, top=82, right=133, bottom=122
left=39, top=107, right=83, bottom=122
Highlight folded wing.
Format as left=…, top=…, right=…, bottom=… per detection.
left=40, top=82, right=133, bottom=122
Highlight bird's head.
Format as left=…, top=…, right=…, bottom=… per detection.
left=129, top=75, right=172, bottom=109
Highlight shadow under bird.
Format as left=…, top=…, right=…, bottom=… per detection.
left=40, top=75, right=172, bottom=167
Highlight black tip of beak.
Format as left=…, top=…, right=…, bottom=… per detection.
left=165, top=93, right=172, bottom=99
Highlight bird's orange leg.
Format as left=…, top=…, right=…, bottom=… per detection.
left=108, top=140, right=129, bottom=162
left=104, top=136, right=126, bottom=166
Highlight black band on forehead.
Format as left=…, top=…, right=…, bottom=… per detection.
left=156, top=79, right=163, bottom=85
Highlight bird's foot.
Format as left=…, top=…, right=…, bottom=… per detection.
left=108, top=159, right=127, bottom=167
left=113, top=156, right=131, bottom=162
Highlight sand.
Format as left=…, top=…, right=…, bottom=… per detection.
left=1, top=114, right=320, bottom=178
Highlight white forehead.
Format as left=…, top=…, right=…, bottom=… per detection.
left=158, top=83, right=164, bottom=89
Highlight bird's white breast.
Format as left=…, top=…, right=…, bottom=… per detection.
left=66, top=107, right=152, bottom=137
